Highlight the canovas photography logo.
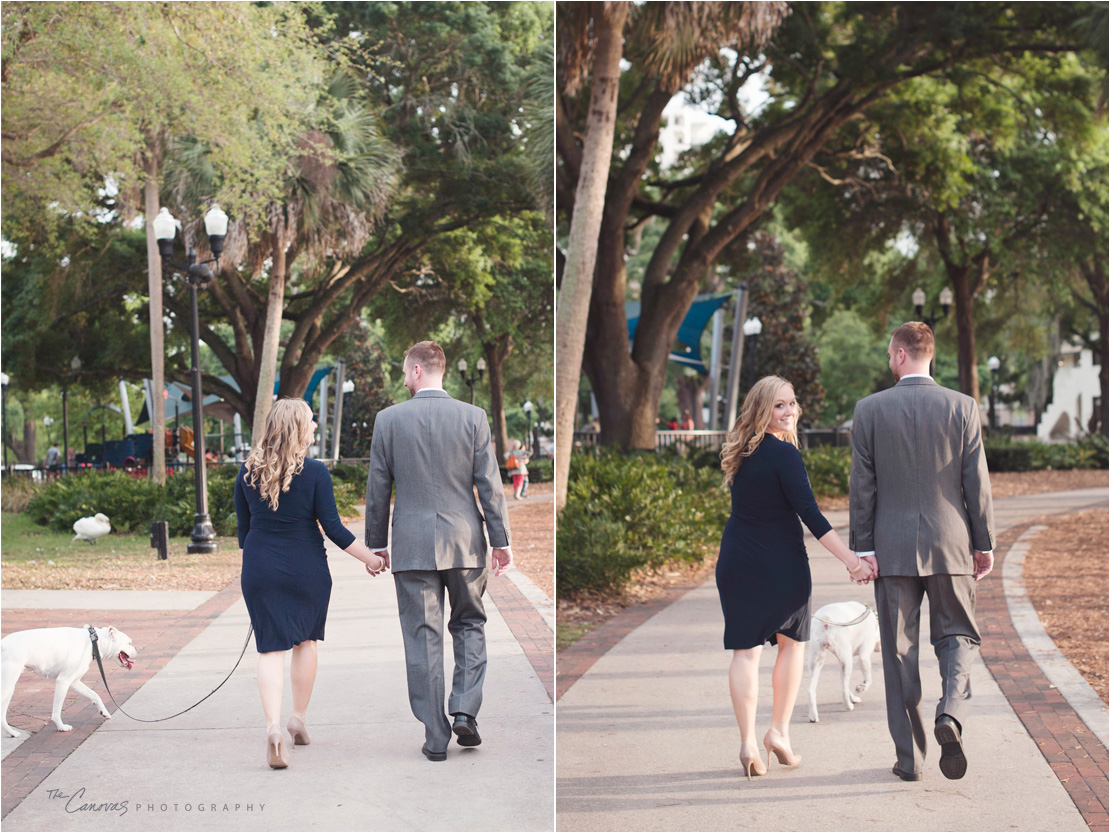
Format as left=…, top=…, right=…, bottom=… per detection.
left=45, top=788, right=265, bottom=817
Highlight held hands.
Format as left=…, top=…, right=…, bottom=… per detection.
left=848, top=554, right=879, bottom=585
left=491, top=547, right=513, bottom=577
left=366, top=549, right=390, bottom=577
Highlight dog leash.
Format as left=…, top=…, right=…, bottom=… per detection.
left=813, top=605, right=875, bottom=628
left=88, top=624, right=254, bottom=723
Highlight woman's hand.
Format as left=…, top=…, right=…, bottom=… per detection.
left=344, top=540, right=389, bottom=576
left=847, top=554, right=878, bottom=585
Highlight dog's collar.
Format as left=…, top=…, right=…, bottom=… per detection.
left=87, top=625, right=98, bottom=643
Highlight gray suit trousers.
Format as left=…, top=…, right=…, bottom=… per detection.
left=393, top=568, right=489, bottom=752
left=874, top=575, right=980, bottom=775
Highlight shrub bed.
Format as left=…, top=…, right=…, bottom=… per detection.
left=557, top=450, right=727, bottom=597
left=24, top=464, right=359, bottom=539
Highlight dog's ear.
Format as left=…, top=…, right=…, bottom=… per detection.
left=108, top=626, right=116, bottom=637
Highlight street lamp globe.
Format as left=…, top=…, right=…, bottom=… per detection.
left=987, top=356, right=1001, bottom=372
left=0, top=373, right=7, bottom=386
left=152, top=207, right=179, bottom=257
left=476, top=357, right=487, bottom=373
left=458, top=358, right=468, bottom=373
left=70, top=356, right=82, bottom=372
left=912, top=287, right=927, bottom=308
left=342, top=380, right=355, bottom=394
left=939, top=287, right=954, bottom=309
left=742, top=317, right=763, bottom=337
left=522, top=400, right=533, bottom=414
left=204, top=203, right=228, bottom=257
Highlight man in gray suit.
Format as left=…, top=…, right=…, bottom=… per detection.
left=365, top=341, right=513, bottom=762
left=849, top=322, right=995, bottom=782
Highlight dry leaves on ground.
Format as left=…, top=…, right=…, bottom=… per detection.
left=1022, top=508, right=1108, bottom=704
left=502, top=481, right=555, bottom=600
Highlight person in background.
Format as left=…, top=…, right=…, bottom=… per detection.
left=506, top=438, right=530, bottom=500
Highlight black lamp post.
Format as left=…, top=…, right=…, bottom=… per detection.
left=458, top=357, right=486, bottom=406
left=62, top=355, right=80, bottom=475
left=987, top=355, right=1000, bottom=430
left=153, top=204, right=228, bottom=555
left=742, top=317, right=763, bottom=389
left=912, top=286, right=953, bottom=377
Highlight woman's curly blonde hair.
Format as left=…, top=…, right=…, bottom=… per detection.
left=720, top=375, right=800, bottom=486
left=243, top=398, right=316, bottom=510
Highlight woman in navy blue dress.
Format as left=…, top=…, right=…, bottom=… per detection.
left=716, top=376, right=876, bottom=779
left=236, top=398, right=385, bottom=769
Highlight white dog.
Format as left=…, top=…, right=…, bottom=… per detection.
left=806, top=601, right=880, bottom=723
left=2, top=625, right=137, bottom=737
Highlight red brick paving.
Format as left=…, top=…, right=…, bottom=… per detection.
left=555, top=578, right=707, bottom=701
left=1, top=582, right=243, bottom=819
left=978, top=522, right=1109, bottom=832
left=487, top=576, right=553, bottom=702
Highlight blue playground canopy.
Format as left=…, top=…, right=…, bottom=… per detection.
left=625, top=291, right=733, bottom=375
left=136, top=366, right=336, bottom=425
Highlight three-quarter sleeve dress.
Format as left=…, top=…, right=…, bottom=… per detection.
left=715, top=434, right=833, bottom=649
left=235, top=457, right=356, bottom=652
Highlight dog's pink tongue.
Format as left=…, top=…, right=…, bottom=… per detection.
left=119, top=652, right=135, bottom=670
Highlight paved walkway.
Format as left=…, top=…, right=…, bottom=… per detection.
left=1, top=505, right=554, bottom=831
left=557, top=487, right=1108, bottom=832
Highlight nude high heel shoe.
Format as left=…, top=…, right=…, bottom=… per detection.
left=267, top=728, right=290, bottom=769
left=287, top=715, right=311, bottom=746
left=740, top=747, right=767, bottom=781
left=763, top=728, right=801, bottom=769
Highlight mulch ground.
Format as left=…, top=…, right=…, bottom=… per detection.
left=1022, top=508, right=1108, bottom=703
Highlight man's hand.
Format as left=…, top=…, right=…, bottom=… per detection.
left=366, top=549, right=390, bottom=577
left=491, top=547, right=513, bottom=577
left=851, top=555, right=879, bottom=586
left=973, top=549, right=994, bottom=581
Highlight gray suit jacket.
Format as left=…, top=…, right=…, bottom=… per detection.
left=365, top=389, right=511, bottom=571
left=849, top=377, right=994, bottom=576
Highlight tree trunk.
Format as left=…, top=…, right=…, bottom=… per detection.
left=10, top=418, right=36, bottom=463
left=677, top=373, right=711, bottom=429
left=948, top=263, right=980, bottom=405
left=142, top=150, right=166, bottom=483
left=1081, top=258, right=1109, bottom=436
left=252, top=214, right=287, bottom=441
left=483, top=336, right=512, bottom=466
left=554, top=1, right=628, bottom=513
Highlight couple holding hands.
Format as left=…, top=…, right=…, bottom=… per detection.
left=716, top=322, right=995, bottom=783
left=234, top=341, right=512, bottom=769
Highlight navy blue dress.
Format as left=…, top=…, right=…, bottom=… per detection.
left=235, top=458, right=356, bottom=653
left=715, top=434, right=833, bottom=649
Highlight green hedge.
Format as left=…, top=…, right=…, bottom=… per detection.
left=557, top=450, right=728, bottom=597
left=984, top=436, right=1107, bottom=472
left=24, top=464, right=359, bottom=539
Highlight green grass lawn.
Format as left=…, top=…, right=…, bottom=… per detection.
left=1, top=511, right=241, bottom=590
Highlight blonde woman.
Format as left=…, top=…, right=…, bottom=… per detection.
left=235, top=398, right=385, bottom=769
left=716, top=376, right=876, bottom=780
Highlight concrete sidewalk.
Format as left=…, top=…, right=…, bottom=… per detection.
left=1, top=514, right=554, bottom=831
left=556, top=487, right=1108, bottom=832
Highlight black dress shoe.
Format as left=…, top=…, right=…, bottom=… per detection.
left=421, top=743, right=446, bottom=762
left=892, top=764, right=922, bottom=782
left=452, top=714, right=481, bottom=747
left=935, top=715, right=967, bottom=780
